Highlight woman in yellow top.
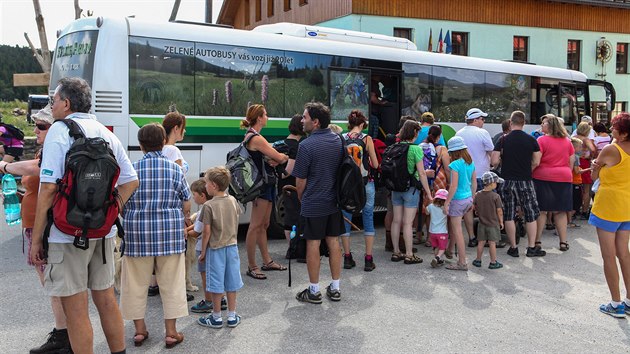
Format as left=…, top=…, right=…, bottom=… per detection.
left=589, top=112, right=630, bottom=318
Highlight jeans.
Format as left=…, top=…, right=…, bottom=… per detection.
left=342, top=181, right=376, bottom=237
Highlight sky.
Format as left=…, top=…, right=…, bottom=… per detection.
left=0, top=0, right=225, bottom=47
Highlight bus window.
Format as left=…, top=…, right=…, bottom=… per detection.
left=50, top=31, right=98, bottom=89
left=431, top=67, right=485, bottom=123
left=283, top=51, right=331, bottom=117
left=485, top=73, right=531, bottom=124
left=402, top=63, right=431, bottom=121
left=560, top=84, right=578, bottom=126
left=328, top=68, right=370, bottom=121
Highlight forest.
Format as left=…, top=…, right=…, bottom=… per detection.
left=0, top=45, right=48, bottom=101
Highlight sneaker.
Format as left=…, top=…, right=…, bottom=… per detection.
left=191, top=300, right=212, bottom=313
left=495, top=241, right=507, bottom=248
left=507, top=247, right=519, bottom=258
left=147, top=285, right=159, bottom=297
left=624, top=302, right=630, bottom=316
left=326, top=285, right=341, bottom=302
left=430, top=256, right=444, bottom=268
left=488, top=261, right=503, bottom=269
left=227, top=314, right=241, bottom=328
left=364, top=256, right=376, bottom=272
left=343, top=253, right=356, bottom=269
left=526, top=246, right=546, bottom=257
left=30, top=328, right=71, bottom=354
left=467, top=237, right=478, bottom=247
left=296, top=288, right=323, bottom=304
left=599, top=302, right=626, bottom=318
left=197, top=315, right=224, bottom=328
left=472, top=259, right=482, bottom=268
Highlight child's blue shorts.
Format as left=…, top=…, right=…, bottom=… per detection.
left=205, top=244, right=243, bottom=293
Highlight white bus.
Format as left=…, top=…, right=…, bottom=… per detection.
left=49, top=17, right=615, bottom=224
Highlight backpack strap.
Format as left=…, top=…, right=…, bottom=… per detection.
left=243, top=129, right=259, bottom=147
left=56, top=119, right=86, bottom=140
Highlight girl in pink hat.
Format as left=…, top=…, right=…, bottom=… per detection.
left=426, top=189, right=449, bottom=267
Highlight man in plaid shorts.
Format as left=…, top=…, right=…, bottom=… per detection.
left=491, top=111, right=546, bottom=258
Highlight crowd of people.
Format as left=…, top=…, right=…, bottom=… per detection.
left=1, top=76, right=629, bottom=353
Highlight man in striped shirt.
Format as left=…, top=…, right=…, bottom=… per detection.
left=293, top=102, right=344, bottom=304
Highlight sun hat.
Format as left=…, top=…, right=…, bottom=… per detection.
left=481, top=171, right=504, bottom=186
left=465, top=108, right=488, bottom=120
left=31, top=103, right=54, bottom=124
left=434, top=189, right=448, bottom=200
left=447, top=136, right=467, bottom=152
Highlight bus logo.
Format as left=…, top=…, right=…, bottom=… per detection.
left=307, top=31, right=318, bottom=37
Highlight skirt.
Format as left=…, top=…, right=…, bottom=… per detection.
left=533, top=179, right=572, bottom=212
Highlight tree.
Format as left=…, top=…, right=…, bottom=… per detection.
left=24, top=0, right=51, bottom=73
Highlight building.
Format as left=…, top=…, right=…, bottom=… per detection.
left=218, top=0, right=630, bottom=122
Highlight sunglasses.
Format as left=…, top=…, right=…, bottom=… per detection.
left=36, top=123, right=50, bottom=131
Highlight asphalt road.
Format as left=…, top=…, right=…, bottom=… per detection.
left=1, top=215, right=629, bottom=353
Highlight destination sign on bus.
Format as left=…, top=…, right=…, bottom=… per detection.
left=163, top=46, right=295, bottom=64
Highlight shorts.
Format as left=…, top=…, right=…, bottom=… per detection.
left=205, top=245, right=243, bottom=293
left=391, top=187, right=420, bottom=208
left=533, top=179, right=572, bottom=212
left=2, top=146, right=23, bottom=159
left=589, top=213, right=630, bottom=233
left=45, top=238, right=115, bottom=297
left=258, top=184, right=276, bottom=202
left=477, top=223, right=501, bottom=242
left=429, top=232, right=448, bottom=250
left=448, top=197, right=473, bottom=217
left=500, top=180, right=540, bottom=223
left=196, top=250, right=206, bottom=273
left=301, top=211, right=344, bottom=240
left=282, top=189, right=300, bottom=231
left=572, top=184, right=582, bottom=212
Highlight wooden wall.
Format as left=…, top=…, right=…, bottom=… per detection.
left=353, top=0, right=630, bottom=34
left=219, top=0, right=352, bottom=29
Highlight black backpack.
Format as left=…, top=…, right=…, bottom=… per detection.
left=44, top=119, right=122, bottom=259
left=271, top=139, right=290, bottom=177
left=0, top=122, right=25, bottom=141
left=381, top=142, right=413, bottom=192
left=336, top=133, right=366, bottom=214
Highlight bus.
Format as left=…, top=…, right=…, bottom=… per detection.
left=49, top=17, right=615, bottom=224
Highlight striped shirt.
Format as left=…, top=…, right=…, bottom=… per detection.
left=292, top=128, right=343, bottom=217
left=122, top=151, right=192, bottom=257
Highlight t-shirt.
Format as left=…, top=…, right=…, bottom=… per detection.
left=277, top=137, right=300, bottom=190
left=572, top=154, right=582, bottom=185
left=406, top=143, right=424, bottom=181
left=494, top=130, right=540, bottom=181
left=413, top=126, right=446, bottom=146
left=425, top=203, right=448, bottom=233
left=474, top=190, right=503, bottom=227
left=594, top=135, right=611, bottom=152
left=21, top=175, right=39, bottom=228
left=456, top=125, right=494, bottom=176
left=449, top=158, right=475, bottom=200
left=40, top=113, right=137, bottom=243
left=201, top=195, right=240, bottom=249
left=292, top=128, right=343, bottom=217
left=532, top=136, right=574, bottom=183
left=571, top=129, right=596, bottom=140
left=162, top=144, right=189, bottom=175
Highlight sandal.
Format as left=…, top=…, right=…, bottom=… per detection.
left=568, top=222, right=581, bottom=228
left=261, top=260, right=287, bottom=271
left=246, top=266, right=267, bottom=280
left=134, top=331, right=149, bottom=347
left=413, top=238, right=421, bottom=245
left=403, top=254, right=423, bottom=264
left=165, top=332, right=184, bottom=349
left=390, top=252, right=404, bottom=262
left=559, top=242, right=569, bottom=252
left=446, top=262, right=468, bottom=271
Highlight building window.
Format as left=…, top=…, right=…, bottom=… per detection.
left=393, top=28, right=412, bottom=41
left=617, top=43, right=628, bottom=74
left=284, top=0, right=291, bottom=11
left=255, top=0, right=261, bottom=21
left=299, top=0, right=308, bottom=5
left=513, top=36, right=528, bottom=62
left=451, top=32, right=468, bottom=56
left=244, top=0, right=250, bottom=26
left=268, top=0, right=274, bottom=17
left=567, top=39, right=581, bottom=71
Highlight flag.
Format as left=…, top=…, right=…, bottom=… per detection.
left=437, top=29, right=444, bottom=53
left=445, top=30, right=452, bottom=54
left=427, top=29, right=433, bottom=52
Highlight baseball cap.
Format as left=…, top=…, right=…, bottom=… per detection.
left=481, top=171, right=504, bottom=186
left=434, top=189, right=448, bottom=200
left=31, top=103, right=54, bottom=124
left=447, top=136, right=467, bottom=152
left=465, top=108, right=488, bottom=120
left=581, top=115, right=593, bottom=124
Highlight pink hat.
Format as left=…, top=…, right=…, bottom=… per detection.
left=434, top=189, right=448, bottom=200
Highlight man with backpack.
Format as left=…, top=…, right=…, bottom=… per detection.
left=292, top=102, right=345, bottom=304
left=30, top=77, right=139, bottom=354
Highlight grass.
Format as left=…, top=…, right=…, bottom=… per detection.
left=0, top=100, right=32, bottom=137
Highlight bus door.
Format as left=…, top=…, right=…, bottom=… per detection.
left=559, top=83, right=578, bottom=128
left=367, top=69, right=402, bottom=139
left=587, top=79, right=616, bottom=123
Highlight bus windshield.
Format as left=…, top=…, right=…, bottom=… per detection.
left=50, top=30, right=99, bottom=90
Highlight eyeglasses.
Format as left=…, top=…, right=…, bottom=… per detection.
left=35, top=123, right=50, bottom=131
left=49, top=96, right=65, bottom=106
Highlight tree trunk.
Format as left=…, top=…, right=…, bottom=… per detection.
left=27, top=0, right=51, bottom=73
left=74, top=0, right=83, bottom=19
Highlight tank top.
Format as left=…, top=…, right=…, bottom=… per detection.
left=591, top=144, right=630, bottom=222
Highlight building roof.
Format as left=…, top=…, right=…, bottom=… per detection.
left=546, top=0, right=630, bottom=8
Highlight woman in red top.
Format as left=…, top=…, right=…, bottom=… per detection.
left=532, top=114, right=575, bottom=252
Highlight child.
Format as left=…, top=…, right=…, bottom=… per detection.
left=426, top=189, right=449, bottom=268
left=197, top=166, right=243, bottom=329
left=443, top=136, right=476, bottom=271
left=472, top=171, right=504, bottom=269
left=568, top=137, right=590, bottom=227
left=188, top=179, right=228, bottom=313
